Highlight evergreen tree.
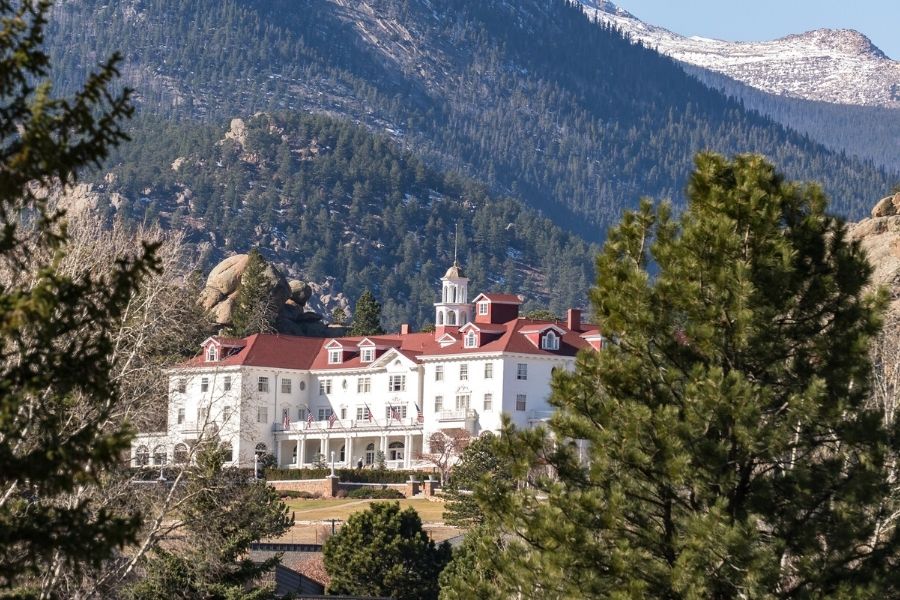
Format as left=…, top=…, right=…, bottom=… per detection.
left=0, top=1, right=155, bottom=592
left=331, top=306, right=347, bottom=325
left=443, top=432, right=513, bottom=528
left=231, top=248, right=277, bottom=337
left=323, top=502, right=451, bottom=600
left=350, top=289, right=385, bottom=336
left=473, top=153, right=900, bottom=598
left=438, top=526, right=506, bottom=600
left=127, top=442, right=291, bottom=599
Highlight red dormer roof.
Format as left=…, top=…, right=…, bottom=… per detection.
left=473, top=293, right=522, bottom=304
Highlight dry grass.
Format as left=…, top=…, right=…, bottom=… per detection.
left=282, top=497, right=446, bottom=522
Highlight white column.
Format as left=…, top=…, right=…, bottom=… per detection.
left=299, top=437, right=306, bottom=467
left=380, top=434, right=387, bottom=462
left=403, top=433, right=411, bottom=469
left=346, top=436, right=353, bottom=466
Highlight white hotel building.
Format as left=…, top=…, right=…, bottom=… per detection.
left=132, top=262, right=604, bottom=469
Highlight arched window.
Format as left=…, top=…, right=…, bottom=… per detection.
left=447, top=311, right=456, bottom=325
left=222, top=442, right=233, bottom=463
left=255, top=443, right=267, bottom=456
left=388, top=441, right=405, bottom=461
left=135, top=445, right=150, bottom=467
left=152, top=446, right=167, bottom=466
left=174, top=443, right=189, bottom=464
left=365, top=443, right=376, bottom=465
left=206, top=345, right=218, bottom=362
left=541, top=331, right=560, bottom=351
left=460, top=313, right=467, bottom=324
left=451, top=287, right=457, bottom=303
left=437, top=311, right=444, bottom=325
left=465, top=331, right=477, bottom=348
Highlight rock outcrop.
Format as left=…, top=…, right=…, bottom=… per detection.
left=849, top=193, right=900, bottom=314
left=199, top=253, right=326, bottom=335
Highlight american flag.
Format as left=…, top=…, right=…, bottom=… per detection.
left=414, top=403, right=424, bottom=423
left=328, top=412, right=337, bottom=428
left=282, top=410, right=291, bottom=430
left=306, top=411, right=313, bottom=429
left=364, top=403, right=374, bottom=422
left=390, top=406, right=402, bottom=422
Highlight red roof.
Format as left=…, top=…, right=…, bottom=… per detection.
left=473, top=292, right=522, bottom=304
left=181, top=319, right=595, bottom=371
left=182, top=333, right=324, bottom=370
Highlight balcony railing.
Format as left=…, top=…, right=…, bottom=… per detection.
left=527, top=410, right=554, bottom=422
left=437, top=409, right=477, bottom=422
left=273, top=416, right=423, bottom=433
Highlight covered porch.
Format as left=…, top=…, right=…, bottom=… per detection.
left=274, top=425, right=425, bottom=470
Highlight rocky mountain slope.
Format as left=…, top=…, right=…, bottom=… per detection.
left=580, top=0, right=900, bottom=108
left=850, top=193, right=900, bottom=315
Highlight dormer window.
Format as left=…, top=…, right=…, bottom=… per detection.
left=328, top=349, right=342, bottom=364
left=542, top=331, right=560, bottom=351
left=478, top=302, right=488, bottom=315
left=206, top=346, right=218, bottom=362
left=361, top=347, right=374, bottom=363
left=464, top=331, right=477, bottom=348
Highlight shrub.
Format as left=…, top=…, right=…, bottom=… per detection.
left=265, top=468, right=420, bottom=484
left=277, top=490, right=319, bottom=499
left=346, top=487, right=405, bottom=499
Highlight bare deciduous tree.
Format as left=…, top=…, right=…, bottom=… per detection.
left=416, top=429, right=471, bottom=484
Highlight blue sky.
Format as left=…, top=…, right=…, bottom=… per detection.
left=613, top=1, right=899, bottom=59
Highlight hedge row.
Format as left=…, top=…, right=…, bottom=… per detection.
left=264, top=467, right=430, bottom=483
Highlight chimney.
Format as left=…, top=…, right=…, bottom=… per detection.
left=400, top=323, right=410, bottom=335
left=566, top=309, right=582, bottom=332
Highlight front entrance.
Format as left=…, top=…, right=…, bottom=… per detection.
left=365, top=443, right=375, bottom=465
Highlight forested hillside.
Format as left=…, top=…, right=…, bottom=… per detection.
left=47, top=0, right=896, bottom=240
left=94, top=113, right=596, bottom=330
left=683, top=65, right=900, bottom=172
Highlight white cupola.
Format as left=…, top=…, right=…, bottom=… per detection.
left=434, top=260, right=472, bottom=331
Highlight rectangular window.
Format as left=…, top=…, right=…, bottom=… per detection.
left=298, top=407, right=307, bottom=421
left=386, top=405, right=408, bottom=420
left=281, top=378, right=292, bottom=394
left=517, top=363, right=528, bottom=381
left=258, top=376, right=269, bottom=392
left=257, top=407, right=268, bottom=423
left=223, top=406, right=232, bottom=423
left=328, top=349, right=342, bottom=364
left=459, top=364, right=468, bottom=381
left=357, top=377, right=371, bottom=393
left=198, top=406, right=209, bottom=425
left=223, top=376, right=232, bottom=391
left=388, top=375, right=406, bottom=392
left=177, top=408, right=185, bottom=424
left=319, top=379, right=332, bottom=395
left=177, top=378, right=187, bottom=393
left=435, top=365, right=444, bottom=381
left=483, top=394, right=493, bottom=411
left=341, top=407, right=347, bottom=419
left=435, top=396, right=443, bottom=412
left=317, top=408, right=333, bottom=421
left=200, top=377, right=209, bottom=392
left=356, top=406, right=371, bottom=421
left=478, top=302, right=489, bottom=315
left=361, top=347, right=375, bottom=362
left=484, top=362, right=493, bottom=379
left=456, top=394, right=470, bottom=411
left=516, top=394, right=527, bottom=412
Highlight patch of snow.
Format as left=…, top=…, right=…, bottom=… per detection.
left=578, top=0, right=900, bottom=108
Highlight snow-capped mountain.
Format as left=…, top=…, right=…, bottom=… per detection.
left=579, top=0, right=900, bottom=108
